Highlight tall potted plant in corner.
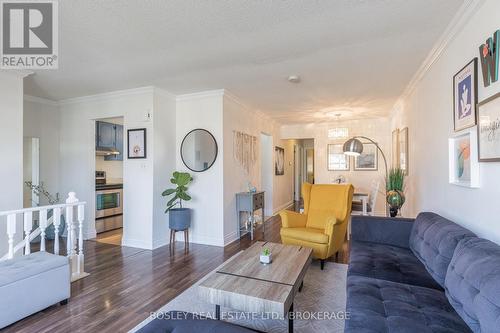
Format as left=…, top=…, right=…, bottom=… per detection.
left=386, top=168, right=406, bottom=217
left=162, top=171, right=193, bottom=231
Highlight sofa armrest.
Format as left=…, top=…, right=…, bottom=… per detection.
left=351, top=215, right=415, bottom=248
left=279, top=210, right=307, bottom=228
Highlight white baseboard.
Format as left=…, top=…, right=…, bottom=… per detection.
left=223, top=230, right=239, bottom=246
left=121, top=237, right=154, bottom=250
left=173, top=232, right=224, bottom=247
left=273, top=200, right=294, bottom=215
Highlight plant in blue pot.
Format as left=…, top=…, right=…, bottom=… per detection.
left=162, top=171, right=193, bottom=231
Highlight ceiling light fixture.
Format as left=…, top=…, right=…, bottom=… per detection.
left=287, top=75, right=300, bottom=83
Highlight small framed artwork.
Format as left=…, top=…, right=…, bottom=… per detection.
left=477, top=91, right=500, bottom=162
left=449, top=127, right=479, bottom=188
left=392, top=129, right=399, bottom=169
left=328, top=144, right=350, bottom=171
left=275, top=146, right=284, bottom=175
left=128, top=128, right=147, bottom=159
left=399, top=127, right=409, bottom=175
left=354, top=143, right=378, bottom=171
left=453, top=58, right=478, bottom=132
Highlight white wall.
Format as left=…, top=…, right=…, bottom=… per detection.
left=392, top=0, right=500, bottom=244
left=223, top=93, right=295, bottom=245
left=58, top=87, right=176, bottom=249
left=152, top=89, right=177, bottom=248
left=24, top=97, right=60, bottom=204
left=0, top=71, right=25, bottom=255
left=281, top=118, right=391, bottom=214
left=176, top=91, right=225, bottom=246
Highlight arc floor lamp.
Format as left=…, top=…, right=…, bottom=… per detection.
left=343, top=136, right=388, bottom=216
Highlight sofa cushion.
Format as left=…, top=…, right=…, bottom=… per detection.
left=137, top=311, right=257, bottom=333
left=409, top=212, right=475, bottom=288
left=348, top=240, right=442, bottom=290
left=445, top=238, right=500, bottom=333
left=345, top=275, right=471, bottom=333
left=0, top=252, right=69, bottom=288
left=280, top=227, right=329, bottom=244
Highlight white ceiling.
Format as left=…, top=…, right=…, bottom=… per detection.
left=24, top=0, right=464, bottom=124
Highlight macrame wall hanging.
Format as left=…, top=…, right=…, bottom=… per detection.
left=233, top=131, right=258, bottom=174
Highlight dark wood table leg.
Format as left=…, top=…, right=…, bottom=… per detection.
left=215, top=304, right=221, bottom=320
left=288, top=302, right=294, bottom=333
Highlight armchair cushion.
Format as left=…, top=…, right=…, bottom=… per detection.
left=280, top=227, right=329, bottom=244
left=278, top=210, right=307, bottom=229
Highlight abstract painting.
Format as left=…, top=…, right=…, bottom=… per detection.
left=453, top=58, right=478, bottom=132
left=449, top=127, right=480, bottom=188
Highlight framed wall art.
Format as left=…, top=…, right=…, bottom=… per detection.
left=453, top=58, right=478, bottom=132
left=354, top=143, right=378, bottom=171
left=392, top=129, right=399, bottom=169
left=128, top=128, right=147, bottom=159
left=399, top=127, right=409, bottom=175
left=327, top=144, right=350, bottom=171
left=275, top=146, right=285, bottom=175
left=449, top=127, right=479, bottom=188
left=477, top=91, right=500, bottom=162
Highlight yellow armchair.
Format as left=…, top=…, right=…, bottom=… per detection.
left=279, top=183, right=354, bottom=270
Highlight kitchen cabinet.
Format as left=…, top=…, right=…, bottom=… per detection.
left=106, top=124, right=123, bottom=161
left=96, top=121, right=116, bottom=149
left=96, top=121, right=124, bottom=161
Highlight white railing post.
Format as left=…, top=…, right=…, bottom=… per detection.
left=23, top=212, right=33, bottom=255
left=40, top=209, right=48, bottom=252
left=65, top=193, right=77, bottom=257
left=77, top=204, right=85, bottom=275
left=53, top=207, right=61, bottom=255
left=7, top=214, right=16, bottom=259
left=1, top=192, right=89, bottom=281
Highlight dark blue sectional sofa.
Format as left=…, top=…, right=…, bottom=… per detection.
left=345, top=212, right=500, bottom=333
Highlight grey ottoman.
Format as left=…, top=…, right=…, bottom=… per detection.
left=0, top=252, right=70, bottom=328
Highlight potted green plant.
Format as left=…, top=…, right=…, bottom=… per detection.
left=260, top=247, right=272, bottom=264
left=386, top=168, right=406, bottom=217
left=162, top=171, right=193, bottom=231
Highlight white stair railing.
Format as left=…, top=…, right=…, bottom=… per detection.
left=0, top=192, right=89, bottom=282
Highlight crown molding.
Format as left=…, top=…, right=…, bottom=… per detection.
left=58, top=86, right=156, bottom=105
left=175, top=89, right=225, bottom=101
left=396, top=0, right=485, bottom=104
left=24, top=94, right=59, bottom=106
left=223, top=89, right=275, bottom=123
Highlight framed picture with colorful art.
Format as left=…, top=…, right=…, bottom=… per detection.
left=128, top=128, right=147, bottom=159
left=449, top=127, right=479, bottom=188
left=477, top=91, right=500, bottom=162
left=453, top=58, right=478, bottom=132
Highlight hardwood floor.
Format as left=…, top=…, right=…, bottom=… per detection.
left=4, top=204, right=349, bottom=333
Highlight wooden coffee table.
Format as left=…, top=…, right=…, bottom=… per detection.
left=198, top=241, right=313, bottom=332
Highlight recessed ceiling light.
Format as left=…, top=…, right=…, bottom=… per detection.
left=287, top=75, right=300, bottom=83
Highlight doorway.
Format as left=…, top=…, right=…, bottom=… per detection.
left=94, top=116, right=125, bottom=246
left=293, top=139, right=314, bottom=202
left=260, top=133, right=273, bottom=217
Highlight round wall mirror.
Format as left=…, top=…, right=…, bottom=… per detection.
left=180, top=129, right=218, bottom=172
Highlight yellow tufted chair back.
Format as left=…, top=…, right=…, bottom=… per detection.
left=302, top=183, right=354, bottom=257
